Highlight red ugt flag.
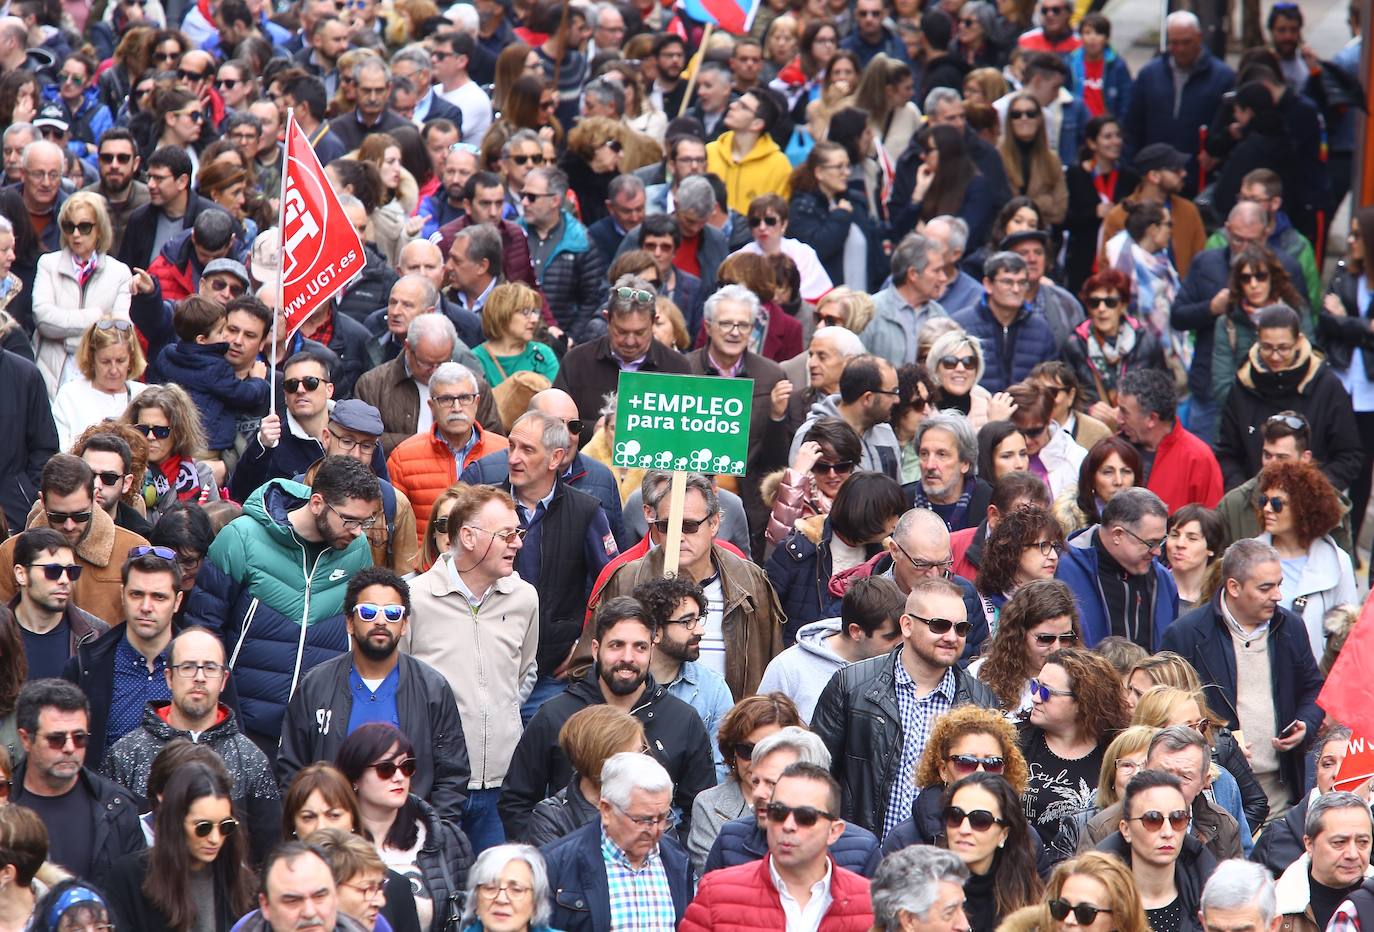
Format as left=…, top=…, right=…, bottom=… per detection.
left=278, top=111, right=366, bottom=337
left=1317, top=589, right=1374, bottom=727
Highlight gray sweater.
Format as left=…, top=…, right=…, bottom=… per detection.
left=756, top=619, right=851, bottom=722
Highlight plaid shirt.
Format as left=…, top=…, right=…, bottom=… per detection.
left=600, top=827, right=677, bottom=932
left=882, top=653, right=956, bottom=838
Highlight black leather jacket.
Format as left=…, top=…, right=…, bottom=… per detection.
left=811, top=648, right=1000, bottom=836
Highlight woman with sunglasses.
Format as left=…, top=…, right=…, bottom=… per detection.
left=1062, top=269, right=1163, bottom=424
left=472, top=282, right=558, bottom=390
left=973, top=506, right=1065, bottom=625
left=526, top=705, right=646, bottom=848
left=32, top=192, right=133, bottom=397
left=765, top=416, right=862, bottom=547
left=997, top=92, right=1067, bottom=225
left=1020, top=647, right=1129, bottom=855
left=1002, top=852, right=1149, bottom=932
left=123, top=384, right=220, bottom=518
left=971, top=579, right=1080, bottom=718
left=891, top=363, right=935, bottom=484
left=885, top=705, right=1029, bottom=851
left=1253, top=460, right=1357, bottom=661
left=1006, top=380, right=1087, bottom=500
left=1210, top=247, right=1309, bottom=412
left=1110, top=770, right=1210, bottom=932
left=925, top=330, right=1014, bottom=430
left=105, top=762, right=256, bottom=931
left=336, top=723, right=472, bottom=932
left=151, top=87, right=204, bottom=170
left=559, top=117, right=627, bottom=228
left=938, top=773, right=1041, bottom=932
left=52, top=318, right=148, bottom=450
left=213, top=59, right=255, bottom=113
left=737, top=194, right=833, bottom=304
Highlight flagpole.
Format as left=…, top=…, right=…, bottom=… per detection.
left=677, top=23, right=713, bottom=118
left=271, top=109, right=293, bottom=421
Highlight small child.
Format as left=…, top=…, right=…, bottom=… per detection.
left=156, top=295, right=270, bottom=455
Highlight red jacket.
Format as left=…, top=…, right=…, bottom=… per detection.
left=680, top=856, right=873, bottom=932
left=1146, top=420, right=1223, bottom=513
left=951, top=525, right=978, bottom=581
left=386, top=422, right=506, bottom=547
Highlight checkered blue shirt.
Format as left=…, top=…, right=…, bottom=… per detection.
left=882, top=652, right=957, bottom=838
left=600, top=827, right=677, bottom=932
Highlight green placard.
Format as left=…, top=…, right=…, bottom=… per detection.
left=613, top=370, right=754, bottom=476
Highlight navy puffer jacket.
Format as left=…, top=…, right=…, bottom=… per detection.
left=950, top=300, right=1059, bottom=392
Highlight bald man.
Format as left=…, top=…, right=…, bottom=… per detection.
left=460, top=389, right=627, bottom=546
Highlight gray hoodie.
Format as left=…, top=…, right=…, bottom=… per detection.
left=756, top=618, right=850, bottom=722
left=789, top=394, right=902, bottom=480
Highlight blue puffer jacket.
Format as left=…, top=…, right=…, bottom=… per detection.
left=764, top=515, right=836, bottom=646
left=950, top=300, right=1059, bottom=392
left=703, top=814, right=883, bottom=877
left=186, top=479, right=374, bottom=740
left=460, top=448, right=627, bottom=547
left=1065, top=47, right=1134, bottom=127
left=1054, top=527, right=1179, bottom=650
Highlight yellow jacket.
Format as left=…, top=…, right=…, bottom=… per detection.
left=706, top=131, right=794, bottom=215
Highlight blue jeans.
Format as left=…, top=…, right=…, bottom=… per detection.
left=462, top=788, right=506, bottom=855
left=520, top=674, right=566, bottom=726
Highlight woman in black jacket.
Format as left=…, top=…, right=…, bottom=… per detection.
left=105, top=763, right=256, bottom=932
left=1210, top=82, right=1300, bottom=222
left=1064, top=115, right=1139, bottom=293
left=787, top=141, right=884, bottom=292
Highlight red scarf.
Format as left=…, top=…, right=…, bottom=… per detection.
left=1092, top=169, right=1118, bottom=204
left=157, top=456, right=204, bottom=502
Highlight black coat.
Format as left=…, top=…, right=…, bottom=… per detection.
left=10, top=761, right=145, bottom=887
left=1160, top=596, right=1324, bottom=802
left=410, top=794, right=474, bottom=931
left=527, top=776, right=599, bottom=848
left=1061, top=318, right=1167, bottom=406
left=116, top=191, right=214, bottom=272
left=105, top=849, right=240, bottom=932
left=276, top=651, right=471, bottom=823
left=1210, top=117, right=1301, bottom=226
left=811, top=648, right=1001, bottom=836
left=0, top=350, right=57, bottom=533
left=1064, top=162, right=1141, bottom=293
left=1096, top=831, right=1213, bottom=932
left=1317, top=263, right=1374, bottom=373
left=787, top=188, right=886, bottom=293
left=540, top=820, right=693, bottom=932
left=1249, top=790, right=1307, bottom=876
left=498, top=672, right=716, bottom=844
left=1213, top=726, right=1270, bottom=833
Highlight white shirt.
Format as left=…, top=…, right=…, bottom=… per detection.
left=769, top=854, right=833, bottom=932
left=416, top=379, right=433, bottom=433
left=698, top=574, right=726, bottom=680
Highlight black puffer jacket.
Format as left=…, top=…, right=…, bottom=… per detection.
left=1096, top=830, right=1214, bottom=932
left=526, top=776, right=599, bottom=848
left=411, top=794, right=474, bottom=931
left=523, top=211, right=609, bottom=343
left=1317, top=262, right=1374, bottom=373
left=811, top=648, right=1000, bottom=836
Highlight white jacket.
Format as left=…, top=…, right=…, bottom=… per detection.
left=1039, top=422, right=1088, bottom=500
left=32, top=250, right=132, bottom=397
left=1256, top=531, right=1360, bottom=664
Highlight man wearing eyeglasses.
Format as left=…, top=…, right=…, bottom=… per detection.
left=81, top=130, right=146, bottom=257
left=403, top=485, right=536, bottom=852
left=18, top=140, right=68, bottom=253
left=951, top=252, right=1058, bottom=394
left=812, top=576, right=999, bottom=839
left=788, top=354, right=903, bottom=481
left=105, top=625, right=283, bottom=863
left=281, top=566, right=470, bottom=829
left=119, top=146, right=213, bottom=273
left=10, top=678, right=145, bottom=887
left=9, top=528, right=108, bottom=682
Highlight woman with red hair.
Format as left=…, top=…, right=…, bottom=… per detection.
left=1061, top=268, right=1164, bottom=427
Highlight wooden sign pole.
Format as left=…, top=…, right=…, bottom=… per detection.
left=661, top=471, right=688, bottom=576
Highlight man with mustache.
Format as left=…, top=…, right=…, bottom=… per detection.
left=276, top=567, right=470, bottom=826
left=499, top=596, right=716, bottom=844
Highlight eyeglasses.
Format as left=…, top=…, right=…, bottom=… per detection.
left=821, top=161, right=850, bottom=172
left=25, top=170, right=63, bottom=182
left=615, top=286, right=655, bottom=304
left=1086, top=295, right=1121, bottom=309
left=1117, top=525, right=1165, bottom=553
left=284, top=376, right=326, bottom=393
left=154, top=50, right=181, bottom=62
left=1041, top=3, right=1067, bottom=12
left=765, top=801, right=837, bottom=827
left=327, top=432, right=377, bottom=456
left=60, top=221, right=95, bottom=236
left=1048, top=900, right=1113, bottom=925
left=666, top=611, right=706, bottom=628
left=130, top=545, right=178, bottom=561
left=614, top=804, right=676, bottom=828
left=325, top=501, right=378, bottom=531
left=38, top=730, right=88, bottom=750
left=463, top=525, right=528, bottom=544
left=1010, top=109, right=1040, bottom=120
left=477, top=881, right=533, bottom=900
left=1266, top=413, right=1307, bottom=430
left=1258, top=495, right=1286, bottom=513
left=938, top=354, right=977, bottom=370
left=369, top=757, right=417, bottom=780
left=98, top=151, right=135, bottom=165
left=904, top=612, right=971, bottom=638
left=1128, top=809, right=1191, bottom=832
left=1258, top=342, right=1294, bottom=356
left=93, top=471, right=123, bottom=487
left=943, top=805, right=1006, bottom=832
left=135, top=424, right=173, bottom=439
left=510, top=154, right=546, bottom=167
left=1023, top=539, right=1063, bottom=557
left=713, top=320, right=751, bottom=334
left=191, top=817, right=238, bottom=837
left=1032, top=631, right=1079, bottom=646
left=1029, top=677, right=1073, bottom=702
left=650, top=516, right=711, bottom=535
left=44, top=510, right=92, bottom=526
left=27, top=563, right=83, bottom=581
left=946, top=754, right=1005, bottom=776
left=748, top=215, right=782, bottom=228
left=342, top=880, right=387, bottom=900
left=172, top=661, right=227, bottom=679
left=892, top=539, right=953, bottom=578
left=601, top=139, right=623, bottom=153
left=355, top=603, right=407, bottom=623
left=1185, top=718, right=1212, bottom=736
left=811, top=460, right=855, bottom=476
left=433, top=392, right=479, bottom=407
left=1238, top=271, right=1270, bottom=284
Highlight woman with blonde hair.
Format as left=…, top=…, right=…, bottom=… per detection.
left=998, top=92, right=1068, bottom=225
left=560, top=117, right=627, bottom=226
left=853, top=54, right=921, bottom=165
left=654, top=297, right=690, bottom=351
left=526, top=705, right=646, bottom=846
left=52, top=319, right=148, bottom=450
left=997, top=852, right=1150, bottom=932
left=472, top=282, right=558, bottom=388
left=927, top=329, right=1015, bottom=429
left=963, top=67, right=1008, bottom=105
left=812, top=287, right=875, bottom=337
left=356, top=133, right=421, bottom=267
left=123, top=384, right=219, bottom=517
left=33, top=192, right=132, bottom=396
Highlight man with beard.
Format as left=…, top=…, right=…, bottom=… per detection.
left=419, top=145, right=479, bottom=238
left=11, top=528, right=108, bottom=681
left=81, top=129, right=147, bottom=257
left=104, top=627, right=283, bottom=864
left=185, top=456, right=380, bottom=750
left=636, top=575, right=734, bottom=780
left=402, top=484, right=537, bottom=853
left=498, top=596, right=716, bottom=844
left=909, top=412, right=992, bottom=532
left=277, top=566, right=470, bottom=827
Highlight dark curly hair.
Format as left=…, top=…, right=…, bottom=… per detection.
left=1075, top=436, right=1143, bottom=528
left=914, top=705, right=1029, bottom=792
left=977, top=579, right=1080, bottom=712
left=1227, top=244, right=1304, bottom=310
left=975, top=505, right=1064, bottom=596
left=939, top=773, right=1043, bottom=921
left=1254, top=460, right=1343, bottom=546
left=632, top=574, right=707, bottom=630
left=1043, top=647, right=1130, bottom=742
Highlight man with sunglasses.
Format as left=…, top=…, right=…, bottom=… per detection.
left=81, top=129, right=146, bottom=257
left=10, top=528, right=108, bottom=681
left=789, top=354, right=902, bottom=481
left=280, top=566, right=470, bottom=826
left=813, top=576, right=998, bottom=839
left=78, top=432, right=153, bottom=540
left=841, top=0, right=909, bottom=66
left=518, top=166, right=609, bottom=343
left=1115, top=368, right=1223, bottom=514
left=10, top=678, right=145, bottom=886
left=1017, top=0, right=1081, bottom=54
left=105, top=625, right=281, bottom=863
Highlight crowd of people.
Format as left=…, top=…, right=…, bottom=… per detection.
left=0, top=0, right=1365, bottom=927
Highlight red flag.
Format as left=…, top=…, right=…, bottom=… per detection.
left=278, top=112, right=365, bottom=338
left=1317, top=589, right=1374, bottom=726
left=1334, top=730, right=1374, bottom=792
